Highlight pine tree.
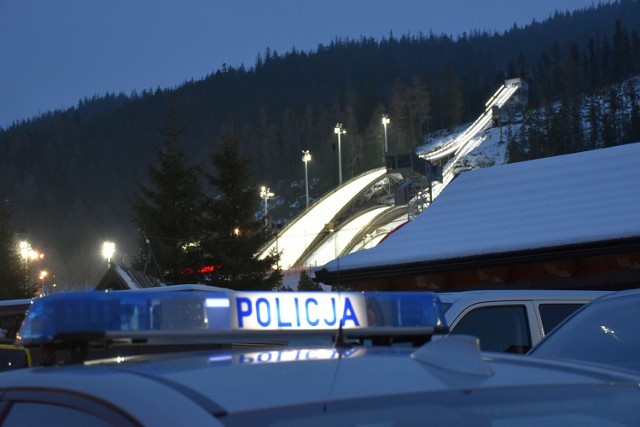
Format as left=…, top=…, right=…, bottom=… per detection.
left=440, top=63, right=464, bottom=131
left=0, top=202, right=33, bottom=299
left=407, top=76, right=431, bottom=146
left=388, top=79, right=412, bottom=151
left=131, top=124, right=204, bottom=283
left=297, top=269, right=323, bottom=291
left=603, top=88, right=623, bottom=147
left=201, top=133, right=281, bottom=290
left=388, top=76, right=431, bottom=151
left=624, top=81, right=640, bottom=143
left=612, top=20, right=632, bottom=80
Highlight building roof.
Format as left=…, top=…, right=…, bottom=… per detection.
left=95, top=264, right=165, bottom=291
left=316, top=143, right=640, bottom=289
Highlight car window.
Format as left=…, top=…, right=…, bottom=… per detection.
left=531, top=298, right=640, bottom=373
left=450, top=305, right=531, bottom=353
left=0, top=315, right=24, bottom=341
left=0, top=390, right=140, bottom=427
left=538, top=303, right=584, bottom=334
left=0, top=304, right=28, bottom=342
left=2, top=402, right=113, bottom=427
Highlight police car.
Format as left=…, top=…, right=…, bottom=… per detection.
left=529, top=288, right=640, bottom=374
left=437, top=289, right=608, bottom=353
left=0, top=289, right=638, bottom=425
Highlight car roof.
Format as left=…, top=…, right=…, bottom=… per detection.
left=0, top=298, right=32, bottom=308
left=4, top=289, right=640, bottom=424
left=437, top=289, right=610, bottom=304
left=1, top=338, right=637, bottom=417
left=588, top=287, right=640, bottom=301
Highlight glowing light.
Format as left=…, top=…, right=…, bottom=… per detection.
left=302, top=150, right=311, bottom=209
left=102, top=241, right=116, bottom=263
left=260, top=186, right=274, bottom=217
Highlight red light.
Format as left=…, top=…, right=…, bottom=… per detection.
left=180, top=265, right=221, bottom=276
left=199, top=265, right=217, bottom=274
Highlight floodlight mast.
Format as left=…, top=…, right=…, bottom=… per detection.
left=381, top=114, right=390, bottom=154
left=302, top=150, right=311, bottom=209
left=260, top=186, right=274, bottom=217
left=334, top=124, right=346, bottom=185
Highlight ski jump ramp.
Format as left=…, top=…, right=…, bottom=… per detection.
left=258, top=168, right=387, bottom=269
left=260, top=79, right=524, bottom=271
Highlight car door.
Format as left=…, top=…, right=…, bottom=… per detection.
left=447, top=301, right=540, bottom=354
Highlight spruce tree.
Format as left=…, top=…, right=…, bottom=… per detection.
left=407, top=76, right=431, bottom=147
left=201, top=133, right=281, bottom=290
left=298, top=269, right=323, bottom=291
left=131, top=124, right=204, bottom=283
left=624, top=81, right=640, bottom=143
left=440, top=63, right=464, bottom=131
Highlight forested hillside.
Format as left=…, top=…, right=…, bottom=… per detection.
left=1, top=0, right=639, bottom=286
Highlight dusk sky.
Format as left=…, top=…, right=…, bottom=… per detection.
left=1, top=0, right=599, bottom=129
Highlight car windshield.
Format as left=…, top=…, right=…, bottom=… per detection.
left=223, top=384, right=640, bottom=426
left=529, top=297, right=640, bottom=373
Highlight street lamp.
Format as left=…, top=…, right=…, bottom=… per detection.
left=18, top=241, right=43, bottom=286
left=39, top=270, right=47, bottom=288
left=260, top=186, right=274, bottom=218
left=19, top=241, right=29, bottom=260
left=102, top=241, right=115, bottom=265
left=381, top=114, right=390, bottom=154
left=334, top=123, right=346, bottom=185
left=302, top=149, right=311, bottom=209
left=19, top=241, right=42, bottom=263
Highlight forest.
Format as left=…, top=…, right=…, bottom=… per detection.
left=1, top=0, right=640, bottom=288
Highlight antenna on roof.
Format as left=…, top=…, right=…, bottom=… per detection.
left=140, top=230, right=165, bottom=282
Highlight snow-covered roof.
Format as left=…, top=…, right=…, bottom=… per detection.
left=321, top=142, right=640, bottom=273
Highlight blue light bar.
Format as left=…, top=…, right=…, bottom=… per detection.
left=17, top=289, right=446, bottom=346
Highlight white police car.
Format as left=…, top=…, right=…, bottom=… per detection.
left=438, top=289, right=608, bottom=353
left=0, top=289, right=638, bottom=425
left=529, top=288, right=640, bottom=374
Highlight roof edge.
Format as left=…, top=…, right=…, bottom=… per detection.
left=314, top=236, right=640, bottom=285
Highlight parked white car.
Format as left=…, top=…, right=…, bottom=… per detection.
left=436, top=289, right=609, bottom=353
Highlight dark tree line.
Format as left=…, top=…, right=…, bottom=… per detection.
left=0, top=1, right=639, bottom=286
left=508, top=16, right=640, bottom=162
left=509, top=78, right=640, bottom=161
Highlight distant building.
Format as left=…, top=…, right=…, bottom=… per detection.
left=315, top=142, right=640, bottom=291
left=95, top=264, right=165, bottom=291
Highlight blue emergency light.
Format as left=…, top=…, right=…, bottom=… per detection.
left=16, top=289, right=447, bottom=346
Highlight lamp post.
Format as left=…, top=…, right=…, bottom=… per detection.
left=19, top=241, right=30, bottom=287
left=19, top=241, right=43, bottom=287
left=381, top=114, right=390, bottom=154
left=19, top=241, right=30, bottom=274
left=19, top=241, right=41, bottom=264
left=39, top=270, right=47, bottom=288
left=302, top=149, right=311, bottom=209
left=102, top=241, right=115, bottom=266
left=334, top=123, right=346, bottom=185
left=260, top=186, right=274, bottom=218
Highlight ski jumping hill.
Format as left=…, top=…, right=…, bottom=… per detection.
left=259, top=78, right=526, bottom=272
